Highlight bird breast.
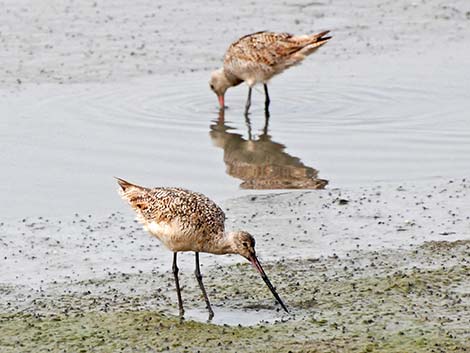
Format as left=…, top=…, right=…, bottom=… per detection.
left=226, top=61, right=273, bottom=86
left=145, top=220, right=206, bottom=252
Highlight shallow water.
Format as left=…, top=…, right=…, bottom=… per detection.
left=1, top=51, right=469, bottom=218
left=185, top=307, right=282, bottom=326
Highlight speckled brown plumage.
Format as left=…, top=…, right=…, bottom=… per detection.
left=115, top=177, right=289, bottom=317
left=225, top=31, right=330, bottom=83
left=209, top=30, right=331, bottom=109
left=121, top=182, right=224, bottom=232
left=116, top=178, right=227, bottom=253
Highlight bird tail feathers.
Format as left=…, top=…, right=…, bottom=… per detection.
left=283, top=30, right=332, bottom=67
left=115, top=177, right=149, bottom=212
left=300, top=30, right=332, bottom=56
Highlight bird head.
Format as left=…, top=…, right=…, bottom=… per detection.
left=231, top=230, right=257, bottom=260
left=230, top=230, right=289, bottom=313
left=209, top=68, right=232, bottom=109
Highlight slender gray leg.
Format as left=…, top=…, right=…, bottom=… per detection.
left=244, top=87, right=252, bottom=115
left=264, top=84, right=270, bottom=113
left=195, top=252, right=214, bottom=320
left=172, top=252, right=184, bottom=318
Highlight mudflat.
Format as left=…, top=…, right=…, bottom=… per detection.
left=1, top=0, right=470, bottom=351
left=2, top=179, right=470, bottom=351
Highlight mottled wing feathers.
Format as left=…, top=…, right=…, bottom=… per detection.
left=224, top=31, right=331, bottom=81
left=225, top=32, right=293, bottom=67
left=116, top=178, right=226, bottom=236
left=234, top=30, right=269, bottom=44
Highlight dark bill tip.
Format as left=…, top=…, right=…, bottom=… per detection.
left=250, top=255, right=289, bottom=313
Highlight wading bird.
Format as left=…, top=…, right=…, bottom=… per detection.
left=116, top=178, right=288, bottom=319
left=209, top=30, right=331, bottom=114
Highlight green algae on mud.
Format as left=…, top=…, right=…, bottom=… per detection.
left=1, top=311, right=467, bottom=353
left=1, top=241, right=470, bottom=352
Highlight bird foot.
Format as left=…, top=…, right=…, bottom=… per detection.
left=178, top=313, right=185, bottom=324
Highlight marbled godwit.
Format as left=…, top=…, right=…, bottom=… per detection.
left=116, top=178, right=288, bottom=319
left=209, top=30, right=332, bottom=113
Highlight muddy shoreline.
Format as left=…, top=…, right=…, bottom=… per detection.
left=2, top=0, right=470, bottom=351
left=2, top=0, right=469, bottom=86
left=1, top=178, right=470, bottom=351
left=1, top=240, right=469, bottom=352
left=2, top=0, right=470, bottom=218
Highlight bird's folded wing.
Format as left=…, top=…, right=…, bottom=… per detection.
left=136, top=188, right=226, bottom=236
left=225, top=31, right=330, bottom=73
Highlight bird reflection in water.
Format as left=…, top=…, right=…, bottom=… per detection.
left=210, top=110, right=328, bottom=189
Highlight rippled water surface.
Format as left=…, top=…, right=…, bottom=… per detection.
left=2, top=54, right=469, bottom=217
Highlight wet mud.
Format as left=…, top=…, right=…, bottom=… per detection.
left=2, top=0, right=470, bottom=218
left=1, top=179, right=470, bottom=351
left=1, top=240, right=469, bottom=352
left=2, top=0, right=470, bottom=351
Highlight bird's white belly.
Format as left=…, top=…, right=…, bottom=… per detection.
left=240, top=72, right=269, bottom=87
left=233, top=62, right=273, bottom=86
left=145, top=220, right=201, bottom=252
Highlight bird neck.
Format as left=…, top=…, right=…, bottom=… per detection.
left=222, top=69, right=243, bottom=88
left=209, top=231, right=238, bottom=255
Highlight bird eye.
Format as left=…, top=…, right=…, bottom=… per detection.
left=210, top=84, right=215, bottom=90
left=242, top=242, right=248, bottom=247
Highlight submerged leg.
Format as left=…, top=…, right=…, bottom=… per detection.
left=264, top=84, right=270, bottom=112
left=195, top=252, right=214, bottom=320
left=172, top=252, right=184, bottom=318
left=245, top=114, right=253, bottom=141
left=262, top=108, right=270, bottom=136
left=244, top=87, right=252, bottom=115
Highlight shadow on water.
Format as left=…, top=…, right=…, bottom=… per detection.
left=210, top=110, right=328, bottom=190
